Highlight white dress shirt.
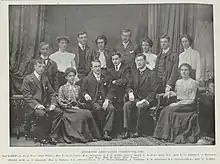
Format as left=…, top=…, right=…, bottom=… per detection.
left=34, top=71, right=41, bottom=81
left=78, top=42, right=86, bottom=51
left=49, top=49, right=76, bottom=72
left=122, top=41, right=130, bottom=49
left=98, top=50, right=107, bottom=68
left=93, top=72, right=101, bottom=82
left=115, top=62, right=122, bottom=71
left=40, top=54, right=49, bottom=65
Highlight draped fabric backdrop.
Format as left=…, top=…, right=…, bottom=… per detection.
left=9, top=5, right=46, bottom=95
left=9, top=4, right=214, bottom=95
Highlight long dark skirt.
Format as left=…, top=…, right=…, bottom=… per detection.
left=50, top=107, right=101, bottom=143
left=153, top=103, right=200, bottom=143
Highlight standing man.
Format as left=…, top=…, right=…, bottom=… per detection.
left=123, top=53, right=160, bottom=139
left=115, top=29, right=138, bottom=67
left=92, top=35, right=113, bottom=75
left=81, top=60, right=115, bottom=141
left=50, top=36, right=77, bottom=87
left=73, top=31, right=93, bottom=81
left=25, top=42, right=59, bottom=92
left=155, top=34, right=179, bottom=93
left=22, top=59, right=62, bottom=144
left=105, top=51, right=130, bottom=135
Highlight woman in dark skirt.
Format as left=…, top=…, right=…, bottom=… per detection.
left=50, top=67, right=101, bottom=143
left=153, top=63, right=200, bottom=144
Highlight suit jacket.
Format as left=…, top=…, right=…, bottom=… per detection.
left=105, top=62, right=130, bottom=102
left=115, top=41, right=138, bottom=66
left=81, top=71, right=107, bottom=103
left=72, top=45, right=93, bottom=74
left=155, top=49, right=179, bottom=89
left=24, top=57, right=59, bottom=92
left=22, top=73, right=56, bottom=114
left=91, top=49, right=113, bottom=68
left=126, top=66, right=160, bottom=105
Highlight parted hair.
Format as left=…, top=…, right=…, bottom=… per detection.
left=95, top=35, right=108, bottom=45
left=160, top=34, right=170, bottom=42
left=64, top=67, right=77, bottom=77
left=77, top=31, right=87, bottom=38
left=111, top=50, right=122, bottom=58
left=34, top=59, right=45, bottom=66
left=135, top=53, right=146, bottom=60
left=140, top=37, right=153, bottom=48
left=181, top=34, right=193, bottom=46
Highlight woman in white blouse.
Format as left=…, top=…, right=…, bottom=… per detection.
left=139, top=37, right=157, bottom=70
left=50, top=36, right=78, bottom=87
left=179, top=34, right=202, bottom=82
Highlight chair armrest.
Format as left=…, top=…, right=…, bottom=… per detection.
left=152, top=93, right=165, bottom=119
left=196, top=97, right=200, bottom=114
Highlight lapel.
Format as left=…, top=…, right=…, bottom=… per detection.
left=161, top=49, right=171, bottom=59
left=45, top=58, right=52, bottom=70
left=90, top=72, right=98, bottom=84
left=139, top=68, right=150, bottom=87
left=121, top=41, right=132, bottom=51
left=85, top=45, right=90, bottom=61
left=132, top=67, right=139, bottom=89
left=31, top=73, right=41, bottom=89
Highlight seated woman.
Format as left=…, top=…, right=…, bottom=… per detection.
left=50, top=67, right=101, bottom=143
left=153, top=63, right=200, bottom=144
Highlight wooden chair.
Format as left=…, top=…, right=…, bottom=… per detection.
left=10, top=95, right=37, bottom=141
left=150, top=88, right=205, bottom=125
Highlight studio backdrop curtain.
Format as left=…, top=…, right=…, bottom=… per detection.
left=9, top=5, right=46, bottom=95
left=135, top=4, right=213, bottom=81
left=135, top=4, right=198, bottom=54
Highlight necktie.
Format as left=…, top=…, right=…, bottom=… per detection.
left=44, top=59, right=48, bottom=65
left=83, top=45, right=86, bottom=51
left=115, top=66, right=118, bottom=71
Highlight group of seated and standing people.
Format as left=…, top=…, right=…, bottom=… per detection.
left=21, top=28, right=203, bottom=144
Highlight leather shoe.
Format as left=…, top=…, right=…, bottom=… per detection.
left=48, top=138, right=58, bottom=145
left=131, top=132, right=139, bottom=138
left=103, top=131, right=112, bottom=141
left=122, top=131, right=130, bottom=139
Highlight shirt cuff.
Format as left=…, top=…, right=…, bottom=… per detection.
left=34, top=104, right=40, bottom=109
left=143, top=99, right=150, bottom=105
left=166, top=85, right=172, bottom=90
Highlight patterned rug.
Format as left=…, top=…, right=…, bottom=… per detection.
left=10, top=136, right=168, bottom=147
left=10, top=136, right=215, bottom=147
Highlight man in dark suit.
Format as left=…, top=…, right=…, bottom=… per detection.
left=155, top=34, right=179, bottom=93
left=123, top=53, right=160, bottom=139
left=22, top=59, right=62, bottom=144
left=72, top=31, right=93, bottom=81
left=81, top=60, right=116, bottom=141
left=105, top=51, right=130, bottom=135
left=115, top=29, right=138, bottom=67
left=24, top=42, right=59, bottom=92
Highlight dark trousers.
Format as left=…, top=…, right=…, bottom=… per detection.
left=112, top=102, right=124, bottom=135
left=123, top=101, right=151, bottom=133
left=89, top=101, right=115, bottom=134
left=34, top=107, right=63, bottom=140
